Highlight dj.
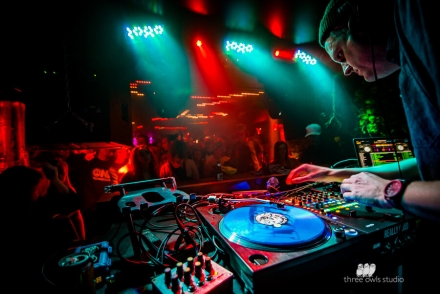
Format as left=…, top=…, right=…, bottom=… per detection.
left=287, top=0, right=440, bottom=222
left=287, top=0, right=439, bottom=291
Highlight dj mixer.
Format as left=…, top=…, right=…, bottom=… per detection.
left=195, top=182, right=419, bottom=294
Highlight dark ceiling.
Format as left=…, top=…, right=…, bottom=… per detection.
left=3, top=0, right=340, bottom=146
left=4, top=0, right=337, bottom=99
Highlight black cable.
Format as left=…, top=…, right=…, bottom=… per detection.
left=41, top=251, right=63, bottom=287
left=365, top=7, right=408, bottom=264
left=365, top=8, right=404, bottom=180
left=108, top=220, right=124, bottom=246
left=156, top=227, right=182, bottom=264
left=140, top=203, right=178, bottom=230
left=174, top=203, right=203, bottom=254
left=115, top=231, right=172, bottom=268
left=330, top=158, right=359, bottom=168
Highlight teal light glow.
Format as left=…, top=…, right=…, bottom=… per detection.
left=224, top=2, right=256, bottom=32
left=127, top=22, right=191, bottom=118
left=294, top=49, right=317, bottom=65
left=225, top=41, right=254, bottom=54
left=126, top=25, right=164, bottom=39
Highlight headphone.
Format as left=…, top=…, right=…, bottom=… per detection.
left=337, top=0, right=366, bottom=41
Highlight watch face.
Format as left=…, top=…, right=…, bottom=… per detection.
left=385, top=180, right=403, bottom=197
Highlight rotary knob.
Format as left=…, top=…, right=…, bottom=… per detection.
left=334, top=227, right=346, bottom=239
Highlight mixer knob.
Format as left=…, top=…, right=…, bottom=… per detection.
left=334, top=227, right=346, bottom=239
left=171, top=274, right=180, bottom=292
left=184, top=267, right=193, bottom=286
left=197, top=252, right=205, bottom=268
left=349, top=210, right=357, bottom=217
left=205, top=256, right=212, bottom=273
left=164, top=267, right=172, bottom=285
left=195, top=261, right=204, bottom=283
left=176, top=262, right=184, bottom=279
left=187, top=257, right=194, bottom=273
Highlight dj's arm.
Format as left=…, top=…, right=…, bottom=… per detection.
left=286, top=158, right=420, bottom=184
left=332, top=157, right=420, bottom=181
left=340, top=171, right=440, bottom=222
left=400, top=181, right=440, bottom=222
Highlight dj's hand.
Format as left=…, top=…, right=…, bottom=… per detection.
left=286, top=164, right=334, bottom=184
left=340, top=172, right=394, bottom=208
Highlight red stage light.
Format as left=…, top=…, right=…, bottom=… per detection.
left=273, top=49, right=295, bottom=60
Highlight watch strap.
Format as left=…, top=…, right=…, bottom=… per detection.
left=385, top=179, right=410, bottom=210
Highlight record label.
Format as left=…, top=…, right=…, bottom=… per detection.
left=255, top=212, right=288, bottom=226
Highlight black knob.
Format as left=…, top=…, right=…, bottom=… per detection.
left=164, top=267, right=172, bottom=285
left=176, top=262, right=183, bottom=279
left=171, top=274, right=180, bottom=292
left=183, top=267, right=192, bottom=286
left=140, top=202, right=149, bottom=211
left=194, top=261, right=202, bottom=279
left=334, top=227, right=346, bottom=239
left=197, top=252, right=204, bottom=267
left=205, top=256, right=212, bottom=273
left=187, top=257, right=194, bottom=273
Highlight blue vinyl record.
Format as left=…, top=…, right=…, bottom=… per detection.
left=219, top=204, right=329, bottom=250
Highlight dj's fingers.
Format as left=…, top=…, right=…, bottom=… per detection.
left=286, top=176, right=308, bottom=185
left=340, top=183, right=352, bottom=195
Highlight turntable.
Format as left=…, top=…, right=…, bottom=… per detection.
left=196, top=202, right=369, bottom=294
left=218, top=204, right=331, bottom=252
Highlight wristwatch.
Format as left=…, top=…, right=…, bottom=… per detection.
left=384, top=179, right=409, bottom=210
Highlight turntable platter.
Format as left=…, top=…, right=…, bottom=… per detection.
left=219, top=204, right=331, bottom=251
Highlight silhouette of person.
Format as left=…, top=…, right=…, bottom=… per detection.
left=120, top=145, right=159, bottom=183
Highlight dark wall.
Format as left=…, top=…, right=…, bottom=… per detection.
left=4, top=1, right=134, bottom=146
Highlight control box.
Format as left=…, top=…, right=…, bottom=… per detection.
left=152, top=252, right=233, bottom=294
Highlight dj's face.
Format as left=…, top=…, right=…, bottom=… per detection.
left=324, top=34, right=399, bottom=82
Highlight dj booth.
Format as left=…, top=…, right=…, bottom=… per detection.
left=43, top=174, right=420, bottom=294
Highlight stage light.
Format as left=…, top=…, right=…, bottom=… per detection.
left=273, top=48, right=317, bottom=65
left=273, top=49, right=294, bottom=60
left=225, top=41, right=253, bottom=54
left=126, top=25, right=164, bottom=39
left=196, top=40, right=202, bottom=47
left=294, top=50, right=317, bottom=65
